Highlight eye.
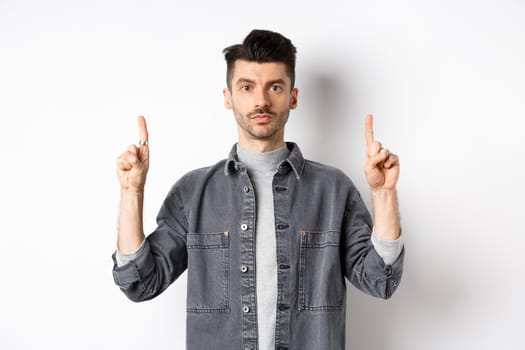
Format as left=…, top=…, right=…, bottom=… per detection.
left=241, top=85, right=251, bottom=91
left=270, top=85, right=281, bottom=92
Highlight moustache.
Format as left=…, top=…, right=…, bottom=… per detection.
left=250, top=108, right=276, bottom=118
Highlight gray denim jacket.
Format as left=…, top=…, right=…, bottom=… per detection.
left=112, top=142, right=404, bottom=350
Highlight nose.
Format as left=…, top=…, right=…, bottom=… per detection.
left=254, top=88, right=270, bottom=109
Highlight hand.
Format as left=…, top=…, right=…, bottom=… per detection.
left=365, top=114, right=400, bottom=191
left=117, top=116, right=150, bottom=192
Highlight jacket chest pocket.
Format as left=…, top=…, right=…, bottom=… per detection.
left=186, top=232, right=230, bottom=313
left=298, top=230, right=345, bottom=311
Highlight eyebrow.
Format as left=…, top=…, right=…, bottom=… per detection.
left=235, top=78, right=255, bottom=85
left=235, top=78, right=288, bottom=87
left=266, top=79, right=287, bottom=86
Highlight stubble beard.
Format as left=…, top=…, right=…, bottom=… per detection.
left=235, top=108, right=289, bottom=140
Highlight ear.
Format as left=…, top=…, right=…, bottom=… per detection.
left=223, top=88, right=232, bottom=109
left=289, top=87, right=299, bottom=110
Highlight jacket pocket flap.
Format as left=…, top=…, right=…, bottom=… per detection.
left=187, top=232, right=229, bottom=249
left=302, top=230, right=340, bottom=248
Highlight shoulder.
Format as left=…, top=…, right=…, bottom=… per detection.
left=167, top=159, right=228, bottom=196
left=303, top=159, right=367, bottom=209
left=302, top=159, right=356, bottom=187
left=302, top=158, right=364, bottom=201
left=181, top=159, right=227, bottom=181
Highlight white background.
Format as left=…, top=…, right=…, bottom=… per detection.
left=1, top=0, right=524, bottom=349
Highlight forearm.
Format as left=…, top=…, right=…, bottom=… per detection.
left=371, top=189, right=400, bottom=240
left=117, top=189, right=146, bottom=253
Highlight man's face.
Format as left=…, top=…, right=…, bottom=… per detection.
left=223, top=60, right=298, bottom=145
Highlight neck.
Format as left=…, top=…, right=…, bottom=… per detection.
left=238, top=139, right=285, bottom=153
left=236, top=143, right=289, bottom=174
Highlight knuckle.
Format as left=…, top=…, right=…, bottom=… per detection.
left=125, top=152, right=137, bottom=162
left=117, top=154, right=127, bottom=163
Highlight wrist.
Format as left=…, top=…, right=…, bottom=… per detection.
left=121, top=187, right=145, bottom=197
left=120, top=188, right=145, bottom=213
left=371, top=188, right=400, bottom=240
left=371, top=188, right=397, bottom=197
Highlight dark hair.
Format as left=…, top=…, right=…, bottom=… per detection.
left=223, top=29, right=297, bottom=89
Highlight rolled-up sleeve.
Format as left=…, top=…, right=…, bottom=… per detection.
left=342, top=191, right=404, bottom=300
left=112, top=185, right=189, bottom=302
left=115, top=238, right=146, bottom=267
left=112, top=240, right=156, bottom=291
left=371, top=231, right=404, bottom=266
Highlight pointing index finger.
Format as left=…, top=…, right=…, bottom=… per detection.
left=365, top=114, right=374, bottom=151
left=138, top=115, right=149, bottom=142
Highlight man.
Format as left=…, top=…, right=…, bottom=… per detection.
left=113, top=29, right=404, bottom=350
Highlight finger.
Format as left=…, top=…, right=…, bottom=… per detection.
left=365, top=114, right=374, bottom=151
left=128, top=142, right=148, bottom=164
left=127, top=144, right=138, bottom=154
left=138, top=141, right=149, bottom=163
left=368, top=141, right=382, bottom=157
left=377, top=148, right=389, bottom=168
left=367, top=148, right=389, bottom=169
left=383, top=153, right=400, bottom=169
left=124, top=151, right=139, bottom=166
left=117, top=153, right=135, bottom=171
left=138, top=115, right=149, bottom=143
left=117, top=156, right=130, bottom=171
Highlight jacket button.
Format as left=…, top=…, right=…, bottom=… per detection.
left=241, top=224, right=248, bottom=231
left=243, top=306, right=250, bottom=313
left=241, top=265, right=248, bottom=273
left=278, top=304, right=289, bottom=311
left=243, top=185, right=249, bottom=193
left=277, top=223, right=289, bottom=230
left=279, top=264, right=290, bottom=270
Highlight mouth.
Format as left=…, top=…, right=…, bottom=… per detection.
left=251, top=114, right=273, bottom=123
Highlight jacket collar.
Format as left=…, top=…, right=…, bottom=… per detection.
left=224, top=142, right=305, bottom=180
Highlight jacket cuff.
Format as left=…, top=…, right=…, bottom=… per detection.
left=115, top=238, right=146, bottom=267
left=112, top=239, right=155, bottom=287
left=371, top=230, right=404, bottom=265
